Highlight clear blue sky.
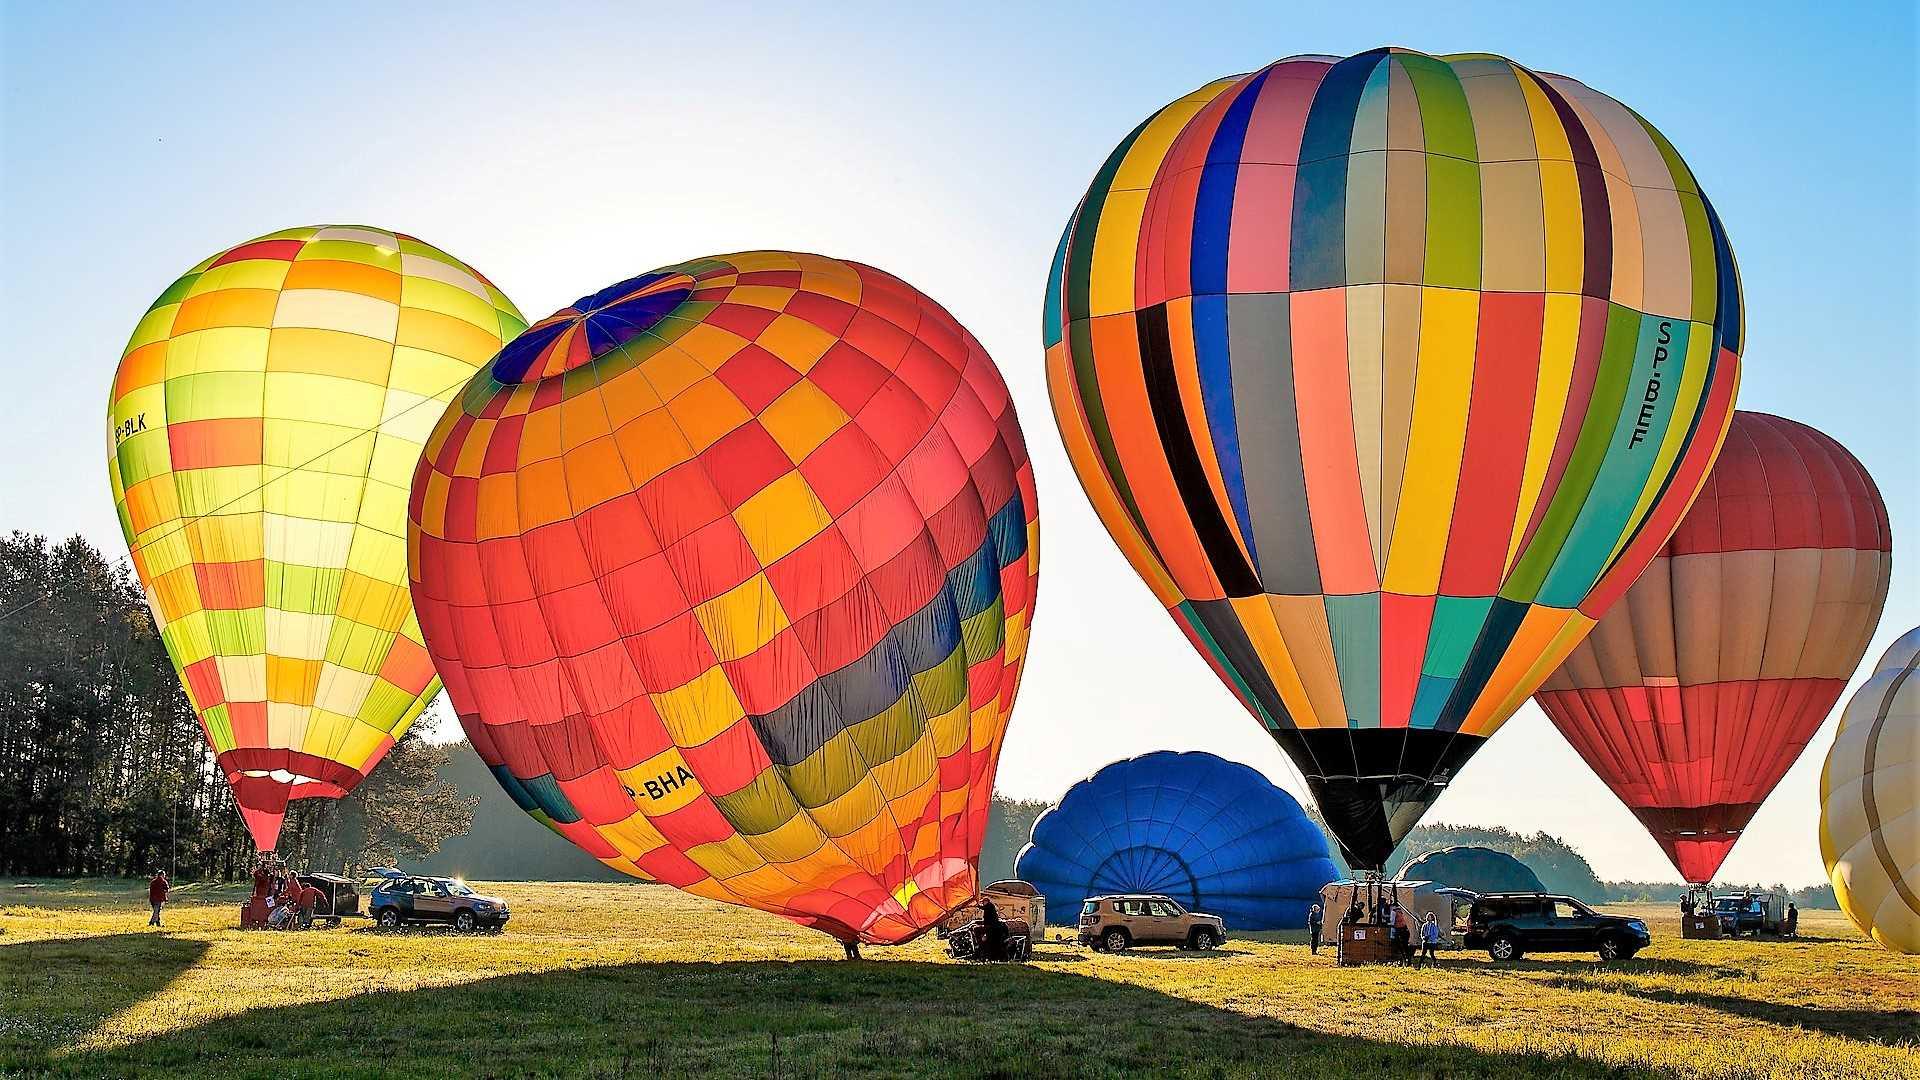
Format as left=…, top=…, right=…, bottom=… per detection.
left=3, top=2, right=1913, bottom=886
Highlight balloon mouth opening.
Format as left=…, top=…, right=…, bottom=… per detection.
left=492, top=271, right=695, bottom=384
left=234, top=768, right=346, bottom=800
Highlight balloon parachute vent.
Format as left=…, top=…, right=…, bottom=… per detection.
left=492, top=272, right=694, bottom=383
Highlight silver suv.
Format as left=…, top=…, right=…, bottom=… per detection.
left=1078, top=894, right=1225, bottom=951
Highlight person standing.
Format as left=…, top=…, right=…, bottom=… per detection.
left=147, top=870, right=169, bottom=928
left=1786, top=901, right=1798, bottom=936
left=1308, top=902, right=1324, bottom=954
left=1420, top=912, right=1441, bottom=965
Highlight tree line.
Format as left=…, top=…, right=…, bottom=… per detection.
left=0, top=532, right=471, bottom=879
left=2, top=530, right=1838, bottom=909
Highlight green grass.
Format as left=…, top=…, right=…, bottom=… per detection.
left=2, top=879, right=1914, bottom=1078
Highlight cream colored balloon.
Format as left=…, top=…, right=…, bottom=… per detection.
left=1819, top=626, right=1920, bottom=954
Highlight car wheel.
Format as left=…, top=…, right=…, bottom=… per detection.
left=1598, top=936, right=1626, bottom=962
left=377, top=908, right=401, bottom=930
left=1488, top=934, right=1522, bottom=962
left=454, top=911, right=476, bottom=933
left=1190, top=928, right=1217, bottom=950
left=1102, top=928, right=1130, bottom=952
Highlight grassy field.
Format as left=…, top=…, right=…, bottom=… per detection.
left=1, top=879, right=1913, bottom=1079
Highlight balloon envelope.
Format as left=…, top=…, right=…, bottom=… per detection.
left=1820, top=628, right=1919, bottom=954
left=1538, top=412, right=1890, bottom=882
left=107, top=225, right=526, bottom=849
left=1397, top=845, right=1545, bottom=895
left=1045, top=49, right=1743, bottom=869
left=1016, top=751, right=1337, bottom=930
left=409, top=253, right=1039, bottom=945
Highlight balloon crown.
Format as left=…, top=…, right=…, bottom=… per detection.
left=491, top=270, right=693, bottom=383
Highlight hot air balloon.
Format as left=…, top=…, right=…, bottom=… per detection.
left=1820, top=628, right=1919, bottom=953
left=1397, top=845, right=1545, bottom=895
left=1536, top=412, right=1890, bottom=883
left=1015, top=751, right=1336, bottom=931
left=1045, top=50, right=1743, bottom=870
left=107, top=225, right=527, bottom=850
left=408, top=252, right=1038, bottom=949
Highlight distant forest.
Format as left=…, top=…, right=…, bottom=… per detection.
left=0, top=531, right=1836, bottom=909
left=1, top=532, right=473, bottom=879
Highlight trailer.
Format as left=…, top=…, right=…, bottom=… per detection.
left=938, top=880, right=1046, bottom=940
left=297, top=872, right=362, bottom=927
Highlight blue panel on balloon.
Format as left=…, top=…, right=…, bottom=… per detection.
left=1015, top=750, right=1338, bottom=932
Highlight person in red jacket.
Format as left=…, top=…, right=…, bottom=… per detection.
left=147, top=870, right=169, bottom=928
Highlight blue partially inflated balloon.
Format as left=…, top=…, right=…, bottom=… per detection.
left=1016, top=751, right=1337, bottom=931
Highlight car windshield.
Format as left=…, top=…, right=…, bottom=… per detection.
left=1080, top=901, right=1098, bottom=916
left=443, top=880, right=475, bottom=896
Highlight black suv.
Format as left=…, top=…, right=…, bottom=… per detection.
left=1460, top=892, right=1650, bottom=962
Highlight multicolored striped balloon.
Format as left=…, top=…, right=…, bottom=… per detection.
left=1045, top=49, right=1743, bottom=869
left=107, top=226, right=527, bottom=849
left=409, top=252, right=1038, bottom=946
left=1540, top=412, right=1891, bottom=883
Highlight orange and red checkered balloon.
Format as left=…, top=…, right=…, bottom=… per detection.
left=408, top=252, right=1038, bottom=945
left=107, top=226, right=527, bottom=850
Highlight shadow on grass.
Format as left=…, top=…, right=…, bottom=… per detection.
left=1461, top=955, right=1747, bottom=979
left=0, top=933, right=209, bottom=1065
left=1092, top=945, right=1249, bottom=960
left=1537, top=976, right=1920, bottom=1047
left=27, top=958, right=1690, bottom=1079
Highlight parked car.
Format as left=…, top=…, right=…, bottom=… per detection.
left=367, top=875, right=509, bottom=931
left=1077, top=894, right=1225, bottom=951
left=1459, top=892, right=1649, bottom=962
left=1709, top=890, right=1791, bottom=936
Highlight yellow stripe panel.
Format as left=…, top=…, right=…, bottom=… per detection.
left=1226, top=594, right=1321, bottom=731
left=1087, top=79, right=1236, bottom=319
left=1382, top=287, right=1479, bottom=595
left=1504, top=292, right=1583, bottom=573
left=1267, top=595, right=1350, bottom=729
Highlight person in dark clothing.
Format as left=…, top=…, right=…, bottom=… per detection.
left=1308, top=903, right=1324, bottom=954
left=1680, top=893, right=1695, bottom=917
left=1786, top=902, right=1798, bottom=936
left=147, top=871, right=168, bottom=928
left=980, top=897, right=1007, bottom=961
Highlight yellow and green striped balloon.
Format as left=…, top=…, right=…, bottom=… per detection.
left=107, top=225, right=524, bottom=849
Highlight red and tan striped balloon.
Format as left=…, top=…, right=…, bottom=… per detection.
left=1536, top=411, right=1891, bottom=882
